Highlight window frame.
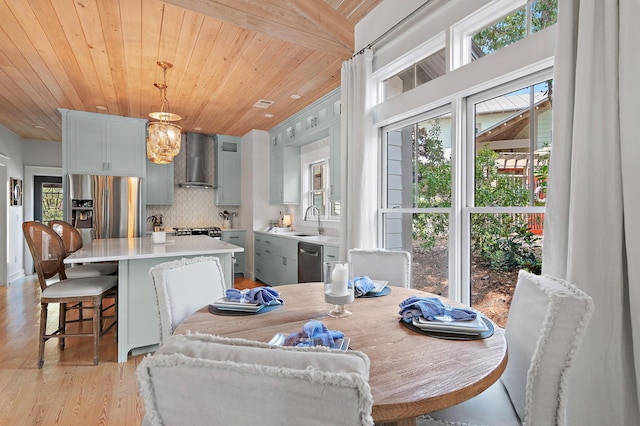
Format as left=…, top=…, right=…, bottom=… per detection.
left=300, top=139, right=337, bottom=223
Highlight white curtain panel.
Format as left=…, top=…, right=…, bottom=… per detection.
left=339, top=49, right=377, bottom=259
left=543, top=0, right=640, bottom=423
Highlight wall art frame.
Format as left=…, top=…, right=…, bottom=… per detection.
left=10, top=177, right=22, bottom=206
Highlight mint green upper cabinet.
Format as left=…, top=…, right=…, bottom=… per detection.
left=330, top=90, right=342, bottom=123
left=269, top=146, right=300, bottom=205
left=146, top=158, right=174, bottom=205
left=215, top=135, right=242, bottom=206
left=303, top=100, right=329, bottom=134
left=61, top=109, right=145, bottom=177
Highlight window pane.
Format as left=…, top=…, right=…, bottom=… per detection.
left=531, top=0, right=558, bottom=33
left=330, top=200, right=340, bottom=217
left=471, top=1, right=557, bottom=61
left=42, top=183, right=63, bottom=222
left=383, top=49, right=446, bottom=100
left=474, top=80, right=552, bottom=207
left=470, top=212, right=543, bottom=327
left=311, top=191, right=325, bottom=215
left=386, top=113, right=452, bottom=208
left=312, top=163, right=324, bottom=190
left=415, top=49, right=446, bottom=86
left=383, top=212, right=449, bottom=297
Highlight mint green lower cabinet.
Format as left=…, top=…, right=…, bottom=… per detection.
left=254, top=234, right=299, bottom=285
left=222, top=230, right=246, bottom=276
left=323, top=244, right=339, bottom=263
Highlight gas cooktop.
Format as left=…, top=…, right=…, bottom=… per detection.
left=173, top=226, right=222, bottom=237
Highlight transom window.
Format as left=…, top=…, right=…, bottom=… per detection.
left=471, top=0, right=557, bottom=61
left=383, top=48, right=446, bottom=101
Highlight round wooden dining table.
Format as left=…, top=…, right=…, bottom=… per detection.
left=175, top=282, right=508, bottom=426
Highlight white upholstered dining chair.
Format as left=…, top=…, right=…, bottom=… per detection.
left=136, top=333, right=374, bottom=426
left=148, top=256, right=227, bottom=344
left=348, top=248, right=412, bottom=288
left=417, top=270, right=594, bottom=426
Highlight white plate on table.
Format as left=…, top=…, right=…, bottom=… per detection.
left=368, top=280, right=388, bottom=294
left=268, top=333, right=350, bottom=351
left=413, top=313, right=489, bottom=335
left=211, top=297, right=264, bottom=313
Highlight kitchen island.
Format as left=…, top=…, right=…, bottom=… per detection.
left=64, top=235, right=244, bottom=362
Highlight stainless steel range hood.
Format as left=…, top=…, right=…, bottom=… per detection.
left=178, top=132, right=215, bottom=189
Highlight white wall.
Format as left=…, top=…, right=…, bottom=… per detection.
left=0, top=125, right=26, bottom=284
left=241, top=129, right=279, bottom=279
left=23, top=139, right=62, bottom=167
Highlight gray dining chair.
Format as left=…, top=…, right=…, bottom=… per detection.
left=348, top=248, right=412, bottom=287
left=417, top=270, right=594, bottom=426
left=148, top=256, right=227, bottom=344
left=136, top=333, right=374, bottom=426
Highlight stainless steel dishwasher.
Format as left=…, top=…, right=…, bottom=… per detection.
left=298, top=241, right=323, bottom=282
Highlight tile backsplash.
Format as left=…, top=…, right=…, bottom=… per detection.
left=146, top=187, right=239, bottom=231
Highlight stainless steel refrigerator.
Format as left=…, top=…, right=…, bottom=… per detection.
left=67, top=174, right=144, bottom=242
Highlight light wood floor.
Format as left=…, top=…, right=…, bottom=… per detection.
left=0, top=274, right=261, bottom=425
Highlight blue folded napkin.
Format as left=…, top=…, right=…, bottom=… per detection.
left=398, top=296, right=477, bottom=323
left=284, top=320, right=344, bottom=348
left=225, top=287, right=284, bottom=306
left=353, top=275, right=376, bottom=297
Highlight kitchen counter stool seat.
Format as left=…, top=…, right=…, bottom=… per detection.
left=48, top=220, right=118, bottom=278
left=23, top=221, right=118, bottom=368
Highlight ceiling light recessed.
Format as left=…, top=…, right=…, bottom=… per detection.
left=290, top=94, right=301, bottom=99
left=253, top=99, right=274, bottom=109
left=96, top=105, right=107, bottom=111
left=34, top=125, right=45, bottom=129
left=194, top=127, right=202, bottom=131
left=265, top=114, right=274, bottom=118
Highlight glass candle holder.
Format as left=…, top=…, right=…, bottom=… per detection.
left=324, top=261, right=354, bottom=318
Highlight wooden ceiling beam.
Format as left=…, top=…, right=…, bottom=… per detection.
left=160, top=0, right=353, bottom=58
left=283, top=0, right=354, bottom=51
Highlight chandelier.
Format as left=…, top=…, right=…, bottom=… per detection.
left=148, top=61, right=182, bottom=164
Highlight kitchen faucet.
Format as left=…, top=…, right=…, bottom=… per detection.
left=303, top=206, right=324, bottom=235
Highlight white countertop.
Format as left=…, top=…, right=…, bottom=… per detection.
left=64, top=235, right=244, bottom=264
left=253, top=229, right=340, bottom=247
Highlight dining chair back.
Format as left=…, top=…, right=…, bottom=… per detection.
left=348, top=248, right=412, bottom=287
left=418, top=270, right=594, bottom=426
left=22, top=221, right=118, bottom=368
left=136, top=333, right=374, bottom=426
left=48, top=220, right=117, bottom=278
left=148, top=256, right=227, bottom=344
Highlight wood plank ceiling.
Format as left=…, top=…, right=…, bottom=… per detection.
left=0, top=0, right=381, bottom=142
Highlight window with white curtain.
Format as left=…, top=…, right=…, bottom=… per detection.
left=370, top=0, right=556, bottom=326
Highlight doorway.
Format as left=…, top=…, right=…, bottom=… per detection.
left=23, top=166, right=63, bottom=275
left=33, top=175, right=63, bottom=223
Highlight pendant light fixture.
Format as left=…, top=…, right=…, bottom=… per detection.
left=147, top=61, right=182, bottom=163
